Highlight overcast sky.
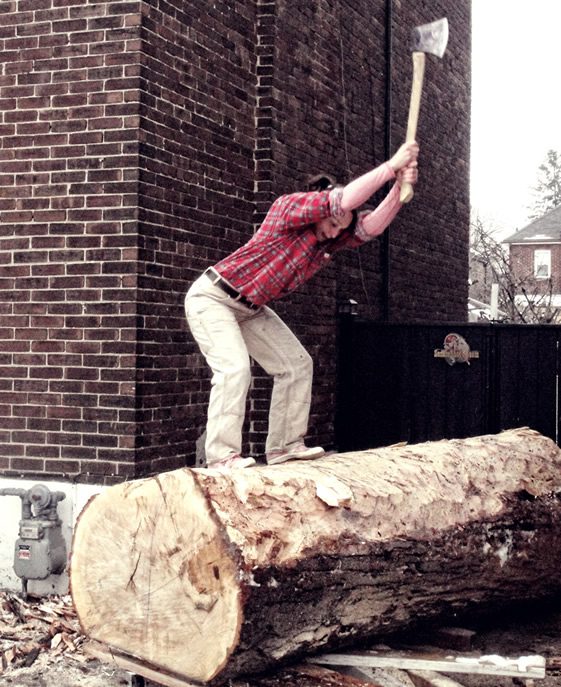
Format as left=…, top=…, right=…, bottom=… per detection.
left=470, top=0, right=561, bottom=236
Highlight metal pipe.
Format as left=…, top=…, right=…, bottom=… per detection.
left=381, top=0, right=393, bottom=321
left=0, top=488, right=27, bottom=497
left=0, top=488, right=32, bottom=518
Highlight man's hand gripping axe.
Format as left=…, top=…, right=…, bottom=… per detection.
left=400, top=17, right=449, bottom=204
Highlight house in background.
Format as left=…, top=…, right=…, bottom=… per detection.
left=503, top=205, right=561, bottom=323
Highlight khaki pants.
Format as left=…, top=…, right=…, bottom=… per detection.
left=184, top=275, right=313, bottom=465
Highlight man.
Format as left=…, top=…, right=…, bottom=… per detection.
left=185, top=141, right=419, bottom=469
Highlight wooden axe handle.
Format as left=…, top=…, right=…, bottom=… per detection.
left=400, top=51, right=425, bottom=204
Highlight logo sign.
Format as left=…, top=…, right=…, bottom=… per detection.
left=434, top=333, right=479, bottom=366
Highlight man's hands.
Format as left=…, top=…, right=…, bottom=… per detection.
left=389, top=141, right=419, bottom=190
left=339, top=141, right=420, bottom=213
left=396, top=160, right=418, bottom=186
left=388, top=141, right=419, bottom=172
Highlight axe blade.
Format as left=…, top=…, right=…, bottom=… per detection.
left=411, top=17, right=449, bottom=58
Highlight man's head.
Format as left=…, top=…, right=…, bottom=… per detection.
left=306, top=173, right=356, bottom=242
left=313, top=211, right=355, bottom=242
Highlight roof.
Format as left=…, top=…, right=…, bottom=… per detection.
left=468, top=297, right=507, bottom=322
left=503, top=204, right=561, bottom=244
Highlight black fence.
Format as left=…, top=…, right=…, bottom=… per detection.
left=336, top=316, right=561, bottom=451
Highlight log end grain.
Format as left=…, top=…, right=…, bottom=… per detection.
left=71, top=470, right=243, bottom=682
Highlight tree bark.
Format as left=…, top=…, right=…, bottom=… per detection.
left=70, top=428, right=561, bottom=685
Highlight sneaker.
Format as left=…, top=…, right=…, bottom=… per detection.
left=266, top=443, right=325, bottom=465
left=210, top=454, right=256, bottom=471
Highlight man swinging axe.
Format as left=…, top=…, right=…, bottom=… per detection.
left=184, top=19, right=447, bottom=471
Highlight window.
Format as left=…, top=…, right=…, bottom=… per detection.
left=534, top=249, right=551, bottom=278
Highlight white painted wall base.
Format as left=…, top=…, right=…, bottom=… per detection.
left=0, top=476, right=105, bottom=595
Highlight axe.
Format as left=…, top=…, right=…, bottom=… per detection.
left=400, top=17, right=449, bottom=204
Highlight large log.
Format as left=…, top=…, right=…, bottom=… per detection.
left=70, top=428, right=561, bottom=685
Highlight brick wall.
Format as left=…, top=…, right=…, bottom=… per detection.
left=387, top=2, right=471, bottom=323
left=0, top=0, right=142, bottom=482
left=0, top=0, right=471, bottom=481
left=134, top=0, right=258, bottom=473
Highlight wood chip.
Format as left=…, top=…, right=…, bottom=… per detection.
left=0, top=591, right=85, bottom=677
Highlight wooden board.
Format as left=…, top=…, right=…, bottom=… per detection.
left=85, top=641, right=200, bottom=687
left=85, top=641, right=381, bottom=687
left=308, top=652, right=546, bottom=679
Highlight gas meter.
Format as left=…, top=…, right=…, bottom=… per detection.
left=0, top=484, right=67, bottom=597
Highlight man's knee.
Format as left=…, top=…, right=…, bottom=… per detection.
left=217, top=359, right=252, bottom=390
left=292, top=349, right=313, bottom=380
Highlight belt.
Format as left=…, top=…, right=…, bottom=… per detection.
left=204, top=268, right=260, bottom=311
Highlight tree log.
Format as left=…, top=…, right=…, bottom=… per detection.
left=70, top=428, right=561, bottom=685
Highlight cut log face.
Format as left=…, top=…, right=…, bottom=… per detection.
left=71, top=471, right=243, bottom=681
left=70, top=428, right=561, bottom=685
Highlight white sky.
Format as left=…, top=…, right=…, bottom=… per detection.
left=470, top=0, right=561, bottom=236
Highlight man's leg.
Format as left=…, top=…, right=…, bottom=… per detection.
left=185, top=285, right=253, bottom=466
left=240, top=306, right=323, bottom=462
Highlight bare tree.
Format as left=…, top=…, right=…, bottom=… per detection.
left=528, top=149, right=561, bottom=220
left=470, top=215, right=560, bottom=323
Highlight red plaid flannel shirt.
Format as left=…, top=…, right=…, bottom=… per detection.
left=214, top=164, right=400, bottom=305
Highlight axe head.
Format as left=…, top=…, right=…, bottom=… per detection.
left=411, top=17, right=449, bottom=58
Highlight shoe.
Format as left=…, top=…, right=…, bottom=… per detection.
left=210, top=454, right=256, bottom=471
left=266, top=443, right=325, bottom=465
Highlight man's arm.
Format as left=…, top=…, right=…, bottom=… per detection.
left=340, top=141, right=419, bottom=211
left=355, top=163, right=418, bottom=240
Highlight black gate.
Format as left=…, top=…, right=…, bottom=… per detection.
left=336, top=316, right=561, bottom=451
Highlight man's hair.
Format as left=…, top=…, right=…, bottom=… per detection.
left=305, top=173, right=358, bottom=236
left=305, top=173, right=338, bottom=192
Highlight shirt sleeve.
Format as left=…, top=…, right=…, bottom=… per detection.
left=274, top=190, right=333, bottom=230
left=340, top=162, right=396, bottom=211
left=328, top=186, right=345, bottom=218
left=354, top=182, right=402, bottom=241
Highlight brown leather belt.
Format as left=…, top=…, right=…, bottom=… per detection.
left=204, top=268, right=260, bottom=311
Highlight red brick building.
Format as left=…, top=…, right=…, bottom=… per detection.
left=503, top=205, right=561, bottom=322
left=0, top=0, right=471, bottom=484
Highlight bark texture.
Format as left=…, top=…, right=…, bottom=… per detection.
left=71, top=428, right=561, bottom=684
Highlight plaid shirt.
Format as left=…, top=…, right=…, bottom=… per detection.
left=214, top=164, right=400, bottom=305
